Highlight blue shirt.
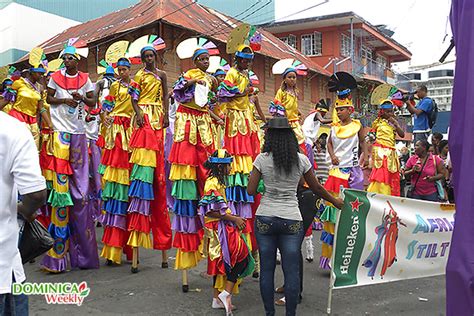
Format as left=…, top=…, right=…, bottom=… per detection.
left=413, top=97, right=433, bottom=132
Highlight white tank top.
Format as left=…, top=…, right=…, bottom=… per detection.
left=330, top=126, right=359, bottom=168
left=302, top=112, right=321, bottom=146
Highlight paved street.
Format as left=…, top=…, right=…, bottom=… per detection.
left=25, top=228, right=445, bottom=316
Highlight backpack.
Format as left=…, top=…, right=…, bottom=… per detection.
left=428, top=98, right=438, bottom=129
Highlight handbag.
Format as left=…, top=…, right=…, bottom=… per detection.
left=406, top=156, right=429, bottom=198
left=433, top=156, right=448, bottom=201
left=19, top=219, right=54, bottom=264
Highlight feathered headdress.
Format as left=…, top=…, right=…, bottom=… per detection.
left=272, top=58, right=308, bottom=77
left=126, top=35, right=166, bottom=61
left=328, top=71, right=357, bottom=108
left=207, top=56, right=230, bottom=75
left=176, top=37, right=220, bottom=61
left=226, top=23, right=262, bottom=57
left=28, top=47, right=48, bottom=73
left=370, top=84, right=404, bottom=108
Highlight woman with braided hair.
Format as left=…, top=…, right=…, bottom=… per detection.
left=127, top=42, right=172, bottom=273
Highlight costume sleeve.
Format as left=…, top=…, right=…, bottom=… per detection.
left=47, top=77, right=56, bottom=90
left=269, top=89, right=286, bottom=117
left=84, top=78, right=94, bottom=93
left=128, top=79, right=140, bottom=102
left=173, top=73, right=195, bottom=104
left=102, top=82, right=116, bottom=113
left=2, top=80, right=20, bottom=103
left=299, top=153, right=312, bottom=174
left=217, top=70, right=240, bottom=102
left=417, top=98, right=433, bottom=113
left=198, top=179, right=228, bottom=216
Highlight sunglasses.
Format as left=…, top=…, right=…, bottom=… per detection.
left=62, top=56, right=77, bottom=61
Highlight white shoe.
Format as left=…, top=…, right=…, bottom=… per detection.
left=212, top=298, right=225, bottom=309
left=304, top=236, right=314, bottom=261
left=218, top=290, right=233, bottom=315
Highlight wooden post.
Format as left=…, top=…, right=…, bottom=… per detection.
left=182, top=269, right=189, bottom=293
left=161, top=250, right=168, bottom=268
left=131, top=247, right=139, bottom=273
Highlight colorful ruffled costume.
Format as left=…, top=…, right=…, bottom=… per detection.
left=100, top=80, right=135, bottom=264
left=4, top=77, right=44, bottom=149
left=320, top=120, right=364, bottom=269
left=249, top=95, right=265, bottom=145
left=169, top=68, right=216, bottom=270
left=199, top=177, right=252, bottom=293
left=126, top=68, right=172, bottom=251
left=37, top=100, right=54, bottom=228
left=41, top=67, right=99, bottom=272
left=367, top=117, right=400, bottom=196
left=217, top=67, right=260, bottom=247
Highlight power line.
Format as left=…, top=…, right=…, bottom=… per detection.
left=207, top=0, right=273, bottom=37
left=264, top=0, right=329, bottom=28
left=202, top=0, right=264, bottom=37
left=211, top=0, right=329, bottom=38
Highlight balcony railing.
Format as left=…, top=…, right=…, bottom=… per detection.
left=332, top=57, right=390, bottom=83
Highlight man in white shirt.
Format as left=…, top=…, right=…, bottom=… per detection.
left=42, top=45, right=100, bottom=272
left=302, top=99, right=332, bottom=147
left=0, top=112, right=47, bottom=315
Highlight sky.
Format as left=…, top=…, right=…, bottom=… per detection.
left=275, top=0, right=454, bottom=71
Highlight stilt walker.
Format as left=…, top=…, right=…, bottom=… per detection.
left=366, top=85, right=406, bottom=196
left=269, top=58, right=312, bottom=159
left=170, top=37, right=220, bottom=291
left=319, top=72, right=367, bottom=270
left=127, top=36, right=171, bottom=273
left=99, top=47, right=138, bottom=265
left=1, top=47, right=49, bottom=149
left=41, top=39, right=100, bottom=272
left=217, top=25, right=263, bottom=253
left=37, top=65, right=62, bottom=228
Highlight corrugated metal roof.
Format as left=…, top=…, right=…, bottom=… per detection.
left=21, top=0, right=330, bottom=75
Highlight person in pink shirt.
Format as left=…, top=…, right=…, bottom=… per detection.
left=404, top=140, right=447, bottom=201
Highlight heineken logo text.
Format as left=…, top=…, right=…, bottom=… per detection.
left=340, top=215, right=360, bottom=274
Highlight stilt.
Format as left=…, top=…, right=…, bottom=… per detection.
left=131, top=247, right=139, bottom=273
left=161, top=250, right=168, bottom=268
left=182, top=269, right=189, bottom=292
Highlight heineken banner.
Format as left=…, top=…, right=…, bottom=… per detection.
left=332, top=189, right=455, bottom=289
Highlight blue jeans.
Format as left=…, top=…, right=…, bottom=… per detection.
left=255, top=215, right=305, bottom=316
left=0, top=276, right=28, bottom=316
left=411, top=192, right=439, bottom=202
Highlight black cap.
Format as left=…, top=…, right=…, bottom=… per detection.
left=263, top=117, right=292, bottom=129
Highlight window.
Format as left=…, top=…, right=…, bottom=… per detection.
left=280, top=34, right=297, bottom=49
left=340, top=33, right=351, bottom=57
left=301, top=32, right=322, bottom=56
left=360, top=44, right=372, bottom=60
left=376, top=55, right=387, bottom=68
left=288, top=34, right=297, bottom=49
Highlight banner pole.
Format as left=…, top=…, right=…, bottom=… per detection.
left=327, top=186, right=344, bottom=314
left=327, top=272, right=334, bottom=314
